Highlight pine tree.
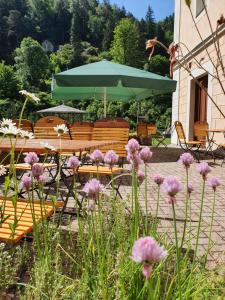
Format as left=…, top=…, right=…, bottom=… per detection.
left=145, top=5, right=155, bottom=39
left=70, top=2, right=83, bottom=67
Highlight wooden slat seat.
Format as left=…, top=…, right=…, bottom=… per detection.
left=5, top=162, right=57, bottom=171
left=76, top=165, right=123, bottom=175
left=0, top=198, right=63, bottom=243
left=34, top=116, right=71, bottom=140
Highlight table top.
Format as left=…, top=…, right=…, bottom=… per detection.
left=206, top=129, right=225, bottom=133
left=0, top=139, right=118, bottom=154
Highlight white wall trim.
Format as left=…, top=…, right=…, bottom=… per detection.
left=186, top=61, right=213, bottom=139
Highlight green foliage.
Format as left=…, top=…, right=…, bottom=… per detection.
left=110, top=18, right=143, bottom=68
left=145, top=54, right=170, bottom=76
left=0, top=61, right=19, bottom=99
left=14, top=37, right=50, bottom=89
left=50, top=44, right=74, bottom=73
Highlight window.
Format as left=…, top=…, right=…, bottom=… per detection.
left=196, top=0, right=205, bottom=17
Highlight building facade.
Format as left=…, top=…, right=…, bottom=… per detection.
left=172, top=0, right=225, bottom=144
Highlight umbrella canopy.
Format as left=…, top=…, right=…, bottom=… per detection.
left=37, top=104, right=86, bottom=114
left=52, top=60, right=177, bottom=116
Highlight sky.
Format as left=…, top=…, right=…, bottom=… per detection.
left=102, top=0, right=175, bottom=21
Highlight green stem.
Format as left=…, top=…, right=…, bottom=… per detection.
left=154, top=185, right=160, bottom=231
left=144, top=165, right=148, bottom=234
left=204, top=190, right=216, bottom=266
left=172, top=201, right=182, bottom=300
left=181, top=169, right=189, bottom=249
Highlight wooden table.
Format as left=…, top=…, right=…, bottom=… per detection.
left=0, top=138, right=118, bottom=154
left=205, top=129, right=225, bottom=164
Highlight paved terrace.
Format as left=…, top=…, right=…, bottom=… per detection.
left=64, top=146, right=225, bottom=267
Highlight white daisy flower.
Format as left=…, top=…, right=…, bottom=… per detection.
left=0, top=118, right=16, bottom=128
left=53, top=124, right=69, bottom=136
left=19, top=90, right=40, bottom=103
left=0, top=124, right=21, bottom=137
left=20, top=130, right=34, bottom=140
left=0, top=165, right=7, bottom=176
left=40, top=141, right=56, bottom=151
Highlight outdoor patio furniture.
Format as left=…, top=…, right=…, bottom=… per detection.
left=153, top=124, right=173, bottom=148
left=13, top=119, right=34, bottom=133
left=206, top=129, right=225, bottom=165
left=34, top=116, right=71, bottom=140
left=62, top=165, right=124, bottom=212
left=70, top=121, right=94, bottom=141
left=92, top=119, right=129, bottom=165
left=174, top=121, right=204, bottom=161
left=5, top=162, right=57, bottom=198
left=0, top=197, right=63, bottom=243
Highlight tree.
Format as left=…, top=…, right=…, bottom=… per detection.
left=0, top=61, right=19, bottom=100
left=110, top=18, right=143, bottom=68
left=50, top=44, right=74, bottom=73
left=14, top=37, right=50, bottom=89
left=145, top=5, right=155, bottom=39
left=70, top=2, right=83, bottom=67
left=144, top=54, right=170, bottom=76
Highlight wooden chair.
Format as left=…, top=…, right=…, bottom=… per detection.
left=34, top=116, right=71, bottom=140
left=70, top=121, right=94, bottom=140
left=91, top=119, right=129, bottom=164
left=147, top=124, right=157, bottom=136
left=137, top=123, right=148, bottom=137
left=0, top=197, right=63, bottom=243
left=174, top=121, right=204, bottom=161
left=194, top=121, right=209, bottom=143
left=13, top=119, right=34, bottom=133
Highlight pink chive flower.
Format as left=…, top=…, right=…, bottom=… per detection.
left=153, top=174, right=164, bottom=186
left=127, top=152, right=143, bottom=171
left=90, top=150, right=104, bottom=166
left=21, top=175, right=32, bottom=191
left=87, top=203, right=95, bottom=213
left=162, top=176, right=182, bottom=204
left=104, top=150, right=119, bottom=169
left=37, top=175, right=46, bottom=185
left=32, top=164, right=44, bottom=179
left=197, top=162, right=211, bottom=180
left=139, top=147, right=153, bottom=164
left=179, top=153, right=194, bottom=168
left=188, top=183, right=194, bottom=196
left=24, top=152, right=39, bottom=165
left=83, top=178, right=103, bottom=200
left=67, top=156, right=80, bottom=169
left=208, top=177, right=220, bottom=191
left=126, top=138, right=140, bottom=154
left=137, top=170, right=145, bottom=184
left=131, top=237, right=167, bottom=279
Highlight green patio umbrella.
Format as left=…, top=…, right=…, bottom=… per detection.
left=52, top=60, right=176, bottom=117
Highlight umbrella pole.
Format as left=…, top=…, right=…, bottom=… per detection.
left=104, top=87, right=107, bottom=118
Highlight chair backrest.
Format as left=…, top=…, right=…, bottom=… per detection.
left=92, top=119, right=129, bottom=158
left=147, top=124, right=157, bottom=135
left=174, top=121, right=186, bottom=142
left=34, top=116, right=71, bottom=140
left=194, top=121, right=208, bottom=142
left=137, top=123, right=148, bottom=137
left=70, top=121, right=94, bottom=140
left=13, top=119, right=34, bottom=133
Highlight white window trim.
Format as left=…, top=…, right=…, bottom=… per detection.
left=195, top=0, right=207, bottom=20
left=185, top=61, right=213, bottom=140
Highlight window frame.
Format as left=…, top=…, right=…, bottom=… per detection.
left=196, top=0, right=206, bottom=18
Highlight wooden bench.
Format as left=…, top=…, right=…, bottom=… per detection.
left=70, top=121, right=94, bottom=141
left=34, top=116, right=71, bottom=140
left=92, top=119, right=129, bottom=162
left=13, top=119, right=34, bottom=132
left=0, top=198, right=63, bottom=243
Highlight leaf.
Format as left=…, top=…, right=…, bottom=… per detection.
left=185, top=0, right=192, bottom=7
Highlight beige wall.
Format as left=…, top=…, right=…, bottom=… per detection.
left=172, top=0, right=225, bottom=145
